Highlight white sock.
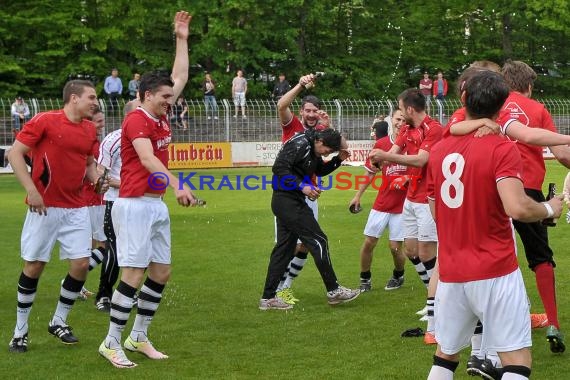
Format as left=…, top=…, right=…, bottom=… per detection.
left=427, top=366, right=454, bottom=380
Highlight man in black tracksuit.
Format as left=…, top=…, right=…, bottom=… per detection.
left=260, top=128, right=360, bottom=310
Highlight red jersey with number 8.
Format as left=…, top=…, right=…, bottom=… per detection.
left=427, top=133, right=523, bottom=282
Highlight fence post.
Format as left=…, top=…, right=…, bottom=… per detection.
left=435, top=99, right=444, bottom=124
left=333, top=99, right=342, bottom=132
left=222, top=99, right=231, bottom=141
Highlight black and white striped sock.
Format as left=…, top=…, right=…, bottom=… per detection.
left=130, top=277, right=165, bottom=342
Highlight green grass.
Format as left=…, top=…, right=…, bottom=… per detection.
left=1, top=162, right=570, bottom=379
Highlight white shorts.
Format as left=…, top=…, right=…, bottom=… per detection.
left=274, top=197, right=318, bottom=244
left=112, top=197, right=171, bottom=268
left=88, top=205, right=106, bottom=242
left=402, top=199, right=437, bottom=242
left=234, top=92, right=246, bottom=107
left=363, top=209, right=404, bottom=242
left=435, top=269, right=531, bottom=356
left=21, top=207, right=92, bottom=262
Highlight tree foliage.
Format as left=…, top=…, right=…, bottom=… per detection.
left=1, top=0, right=569, bottom=100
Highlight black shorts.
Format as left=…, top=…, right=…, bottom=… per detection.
left=512, top=188, right=555, bottom=269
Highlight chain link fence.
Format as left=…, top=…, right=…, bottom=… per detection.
left=2, top=97, right=570, bottom=146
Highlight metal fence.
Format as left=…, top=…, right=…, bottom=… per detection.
left=2, top=97, right=570, bottom=146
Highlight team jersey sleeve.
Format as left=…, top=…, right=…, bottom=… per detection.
left=420, top=123, right=443, bottom=152
left=493, top=140, right=523, bottom=183
left=426, top=152, right=437, bottom=201
left=123, top=113, right=153, bottom=142
left=442, top=108, right=466, bottom=138
left=98, top=132, right=120, bottom=167
left=541, top=106, right=557, bottom=132
left=15, top=114, right=46, bottom=148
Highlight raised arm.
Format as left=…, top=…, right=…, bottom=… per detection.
left=170, top=11, right=192, bottom=103
left=277, top=74, right=314, bottom=125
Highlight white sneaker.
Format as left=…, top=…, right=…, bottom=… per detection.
left=327, top=286, right=360, bottom=305
left=99, top=341, right=137, bottom=368
left=416, top=305, right=428, bottom=316
left=259, top=297, right=293, bottom=310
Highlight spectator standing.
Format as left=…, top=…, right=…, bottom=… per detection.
left=272, top=73, right=291, bottom=101
left=127, top=73, right=140, bottom=100
left=11, top=96, right=31, bottom=131
left=104, top=68, right=123, bottom=109
left=419, top=72, right=433, bottom=111
left=432, top=71, right=448, bottom=101
left=170, top=96, right=188, bottom=130
left=202, top=73, right=218, bottom=120
left=232, top=69, right=247, bottom=118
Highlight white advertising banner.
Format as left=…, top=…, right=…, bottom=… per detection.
left=230, top=140, right=374, bottom=167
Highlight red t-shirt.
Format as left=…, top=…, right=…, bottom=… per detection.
left=394, top=115, right=442, bottom=203
left=498, top=92, right=556, bottom=190
left=119, top=108, right=171, bottom=197
left=281, top=114, right=305, bottom=143
left=82, top=139, right=105, bottom=206
left=364, top=136, right=407, bottom=213
left=426, top=133, right=522, bottom=282
left=16, top=110, right=97, bottom=208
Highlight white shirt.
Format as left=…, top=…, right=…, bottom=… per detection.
left=98, top=129, right=122, bottom=201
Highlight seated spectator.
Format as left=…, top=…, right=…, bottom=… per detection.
left=170, top=96, right=188, bottom=129
left=11, top=96, right=31, bottom=131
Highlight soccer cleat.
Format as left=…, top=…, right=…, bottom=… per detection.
left=384, top=276, right=404, bottom=290
left=423, top=332, right=437, bottom=345
left=530, top=313, right=549, bottom=329
left=99, top=341, right=137, bottom=368
left=546, top=325, right=566, bottom=353
left=416, top=305, right=428, bottom=316
left=419, top=315, right=428, bottom=322
left=124, top=336, right=168, bottom=359
left=48, top=323, right=78, bottom=344
left=327, top=286, right=360, bottom=305
left=78, top=286, right=94, bottom=301
left=259, top=297, right=293, bottom=310
left=95, top=297, right=111, bottom=312
left=276, top=288, right=299, bottom=305
left=466, top=356, right=501, bottom=380
left=359, top=279, right=372, bottom=292
left=8, top=334, right=28, bottom=353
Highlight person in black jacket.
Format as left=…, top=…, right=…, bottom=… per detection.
left=259, top=128, right=360, bottom=310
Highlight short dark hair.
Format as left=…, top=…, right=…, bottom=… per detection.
left=139, top=71, right=174, bottom=102
left=301, top=95, right=321, bottom=110
left=501, top=59, right=537, bottom=93
left=398, top=88, right=426, bottom=112
left=314, top=128, right=342, bottom=151
left=464, top=71, right=509, bottom=119
left=373, top=121, right=389, bottom=140
left=62, top=80, right=95, bottom=104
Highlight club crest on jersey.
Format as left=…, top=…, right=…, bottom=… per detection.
left=503, top=102, right=529, bottom=126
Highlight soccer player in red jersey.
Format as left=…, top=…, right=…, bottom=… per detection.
left=349, top=110, right=420, bottom=292
left=426, top=70, right=563, bottom=380
left=369, top=89, right=442, bottom=342
left=7, top=80, right=103, bottom=352
left=449, top=61, right=570, bottom=354
left=98, top=11, right=195, bottom=369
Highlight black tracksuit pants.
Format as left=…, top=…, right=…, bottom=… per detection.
left=262, top=191, right=339, bottom=299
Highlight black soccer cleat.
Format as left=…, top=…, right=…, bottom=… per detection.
left=9, top=334, right=28, bottom=353
left=48, top=323, right=79, bottom=344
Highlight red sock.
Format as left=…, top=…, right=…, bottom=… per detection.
left=534, top=262, right=559, bottom=328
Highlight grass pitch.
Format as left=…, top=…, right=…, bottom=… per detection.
left=1, top=162, right=569, bottom=379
